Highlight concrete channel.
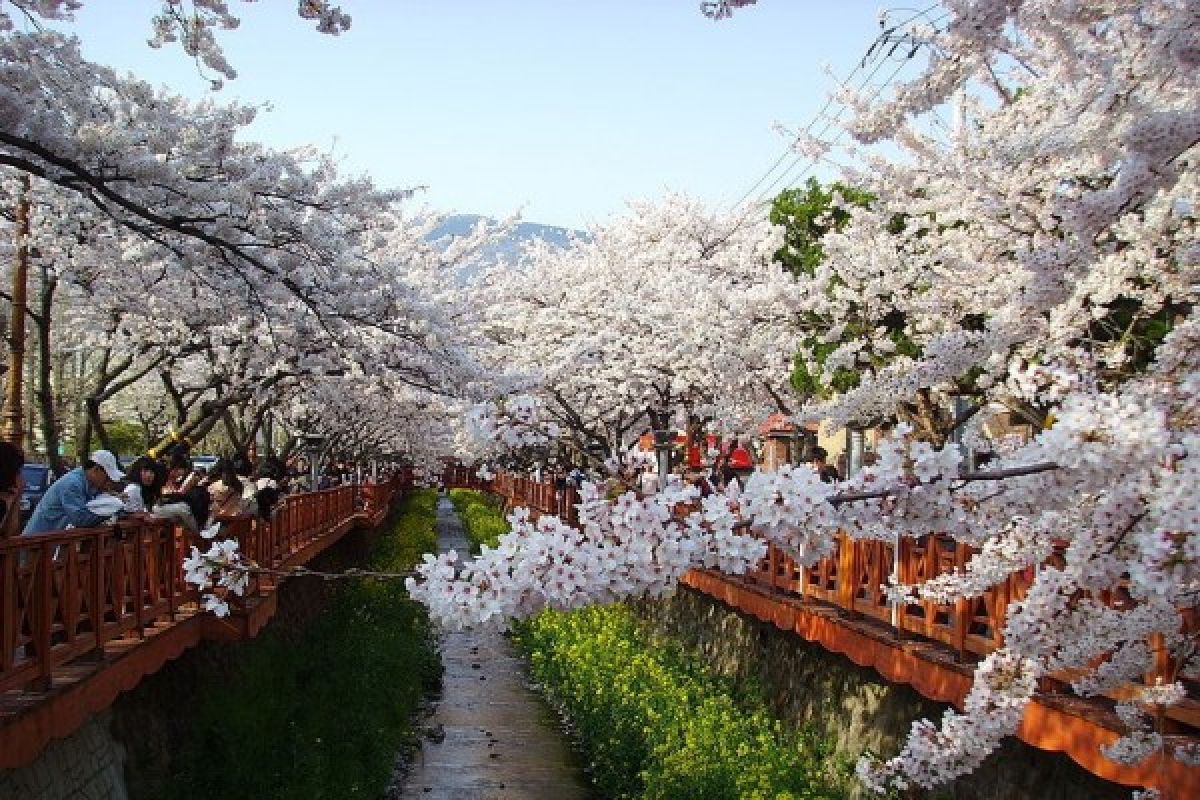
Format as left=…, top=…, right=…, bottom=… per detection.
left=395, top=496, right=593, bottom=800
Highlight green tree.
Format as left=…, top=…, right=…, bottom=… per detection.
left=769, top=177, right=873, bottom=279
left=770, top=180, right=911, bottom=401
left=88, top=419, right=146, bottom=457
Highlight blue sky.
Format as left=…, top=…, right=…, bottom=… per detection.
left=54, top=2, right=902, bottom=229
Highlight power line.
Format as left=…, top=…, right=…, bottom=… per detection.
left=743, top=49, right=920, bottom=211
left=725, top=4, right=947, bottom=217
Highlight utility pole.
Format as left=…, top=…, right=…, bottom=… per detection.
left=2, top=175, right=31, bottom=448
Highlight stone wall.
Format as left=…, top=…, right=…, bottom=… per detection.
left=113, top=522, right=382, bottom=800
left=0, top=713, right=127, bottom=800
left=634, top=586, right=1129, bottom=800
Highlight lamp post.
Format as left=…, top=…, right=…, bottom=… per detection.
left=299, top=432, right=326, bottom=491
left=652, top=429, right=673, bottom=486
left=647, top=404, right=675, bottom=487
left=846, top=428, right=865, bottom=478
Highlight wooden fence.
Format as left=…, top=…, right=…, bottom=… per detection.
left=479, top=469, right=1196, bottom=731
left=0, top=474, right=408, bottom=695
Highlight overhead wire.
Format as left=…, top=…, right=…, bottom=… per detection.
left=724, top=4, right=949, bottom=224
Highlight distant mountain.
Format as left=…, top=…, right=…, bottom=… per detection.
left=428, top=215, right=582, bottom=281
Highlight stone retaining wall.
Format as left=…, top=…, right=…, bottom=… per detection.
left=634, top=586, right=1128, bottom=800
left=0, top=713, right=127, bottom=800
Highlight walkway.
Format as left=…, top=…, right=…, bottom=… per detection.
left=397, top=496, right=591, bottom=800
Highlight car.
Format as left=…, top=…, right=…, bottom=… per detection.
left=20, top=463, right=53, bottom=523
left=192, top=455, right=219, bottom=473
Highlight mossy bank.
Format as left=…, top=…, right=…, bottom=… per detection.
left=117, top=489, right=443, bottom=800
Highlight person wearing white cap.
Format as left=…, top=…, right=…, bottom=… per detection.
left=23, top=450, right=124, bottom=535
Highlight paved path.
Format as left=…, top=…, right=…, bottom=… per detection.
left=396, top=496, right=592, bottom=800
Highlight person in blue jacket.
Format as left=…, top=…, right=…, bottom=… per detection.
left=23, top=450, right=124, bottom=535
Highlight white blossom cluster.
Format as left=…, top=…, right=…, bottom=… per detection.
left=462, top=193, right=799, bottom=466
left=1102, top=683, right=1191, bottom=766
left=0, top=2, right=349, bottom=86
left=404, top=479, right=767, bottom=631
left=465, top=396, right=561, bottom=453
left=182, top=539, right=249, bottom=618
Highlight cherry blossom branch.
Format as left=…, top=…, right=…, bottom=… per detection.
left=826, top=461, right=1060, bottom=506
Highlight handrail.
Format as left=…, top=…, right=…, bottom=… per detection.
left=446, top=466, right=581, bottom=525
left=0, top=474, right=409, bottom=694
left=484, top=469, right=1196, bottom=729
left=0, top=517, right=187, bottom=693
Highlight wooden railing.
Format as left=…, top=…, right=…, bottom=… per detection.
left=0, top=518, right=189, bottom=694
left=479, top=471, right=580, bottom=525
left=749, top=533, right=1017, bottom=662
left=443, top=465, right=488, bottom=491
left=485, top=471, right=1196, bottom=721
left=0, top=474, right=409, bottom=695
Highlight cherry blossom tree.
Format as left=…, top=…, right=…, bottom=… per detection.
left=408, top=1, right=1200, bottom=794
left=464, top=193, right=800, bottom=466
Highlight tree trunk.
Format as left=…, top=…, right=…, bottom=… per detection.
left=85, top=396, right=113, bottom=454
left=33, top=265, right=64, bottom=473
left=77, top=400, right=93, bottom=462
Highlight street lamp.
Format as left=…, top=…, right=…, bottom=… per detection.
left=298, top=432, right=326, bottom=490
left=652, top=428, right=673, bottom=485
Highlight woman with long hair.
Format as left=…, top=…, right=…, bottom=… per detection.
left=123, top=455, right=166, bottom=513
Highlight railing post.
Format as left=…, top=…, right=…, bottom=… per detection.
left=954, top=541, right=970, bottom=661
left=836, top=531, right=856, bottom=614
left=132, top=525, right=146, bottom=637
left=164, top=523, right=178, bottom=621
left=95, top=531, right=110, bottom=646
left=33, top=540, right=52, bottom=691
left=1, top=547, right=15, bottom=674
left=890, top=534, right=902, bottom=633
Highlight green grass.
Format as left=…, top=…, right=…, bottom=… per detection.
left=167, top=489, right=442, bottom=799
left=447, top=488, right=508, bottom=552
left=516, top=605, right=850, bottom=800
left=444, top=489, right=849, bottom=799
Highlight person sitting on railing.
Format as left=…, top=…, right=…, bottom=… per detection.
left=162, top=448, right=200, bottom=495
left=207, top=460, right=256, bottom=523
left=252, top=456, right=285, bottom=518
left=0, top=441, right=25, bottom=538
left=23, top=450, right=124, bottom=535
left=154, top=449, right=222, bottom=533
left=122, top=456, right=166, bottom=514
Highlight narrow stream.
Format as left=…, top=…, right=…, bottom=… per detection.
left=392, top=496, right=593, bottom=799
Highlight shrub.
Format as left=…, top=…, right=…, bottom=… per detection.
left=168, top=489, right=442, bottom=799
left=447, top=488, right=507, bottom=551
left=515, top=605, right=849, bottom=800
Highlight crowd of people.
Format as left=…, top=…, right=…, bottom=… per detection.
left=533, top=437, right=846, bottom=506
left=0, top=442, right=370, bottom=540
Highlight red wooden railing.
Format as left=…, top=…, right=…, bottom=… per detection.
left=0, top=519, right=188, bottom=693
left=0, top=473, right=409, bottom=695
left=443, top=465, right=487, bottom=491
left=484, top=471, right=580, bottom=525
left=485, top=471, right=1197, bottom=723
left=748, top=533, right=1016, bottom=661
